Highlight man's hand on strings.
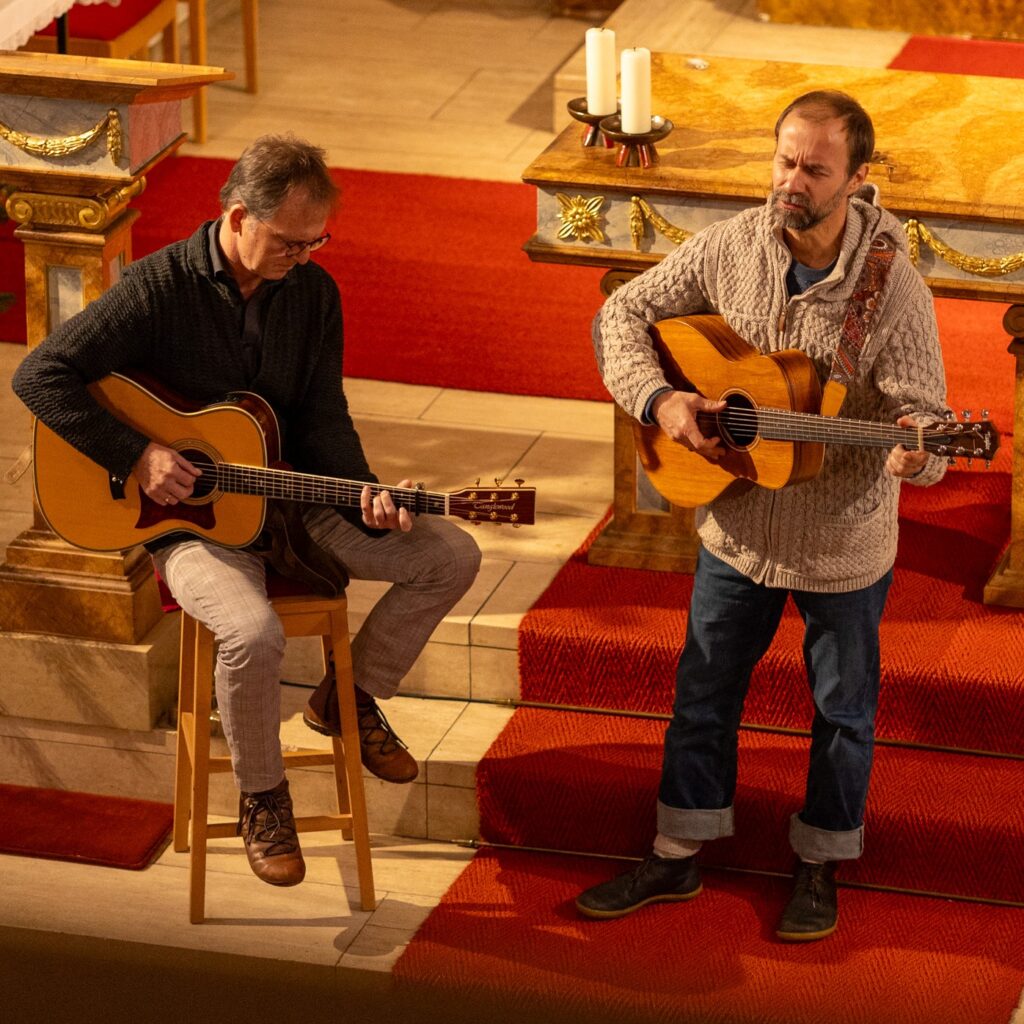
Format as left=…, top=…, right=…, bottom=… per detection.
left=886, top=415, right=929, bottom=479
left=653, top=390, right=727, bottom=461
left=133, top=441, right=201, bottom=505
left=362, top=478, right=414, bottom=532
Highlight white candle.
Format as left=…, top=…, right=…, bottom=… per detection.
left=585, top=27, right=616, bottom=116
left=620, top=47, right=652, bottom=135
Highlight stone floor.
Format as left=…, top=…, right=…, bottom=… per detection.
left=4, top=1, right=1022, bottom=1021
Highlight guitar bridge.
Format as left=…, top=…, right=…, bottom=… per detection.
left=108, top=474, right=126, bottom=500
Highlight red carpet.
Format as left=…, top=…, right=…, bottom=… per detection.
left=394, top=848, right=1024, bottom=1024
left=477, top=708, right=1024, bottom=903
left=0, top=783, right=172, bottom=870
left=889, top=36, right=1024, bottom=78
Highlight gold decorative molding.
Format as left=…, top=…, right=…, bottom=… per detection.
left=6, top=177, right=146, bottom=231
left=630, top=196, right=693, bottom=249
left=555, top=193, right=605, bottom=242
left=0, top=109, right=122, bottom=163
left=905, top=219, right=1024, bottom=278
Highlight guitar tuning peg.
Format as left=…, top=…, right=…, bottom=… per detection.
left=962, top=409, right=972, bottom=421
left=474, top=478, right=481, bottom=487
left=981, top=409, right=990, bottom=419
left=947, top=457, right=957, bottom=466
left=515, top=478, right=525, bottom=486
left=985, top=459, right=993, bottom=470
left=945, top=410, right=956, bottom=421
left=494, top=477, right=504, bottom=487
left=967, top=458, right=974, bottom=469
left=415, top=481, right=425, bottom=491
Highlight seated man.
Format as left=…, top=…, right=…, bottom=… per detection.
left=13, top=134, right=481, bottom=887
left=576, top=91, right=948, bottom=940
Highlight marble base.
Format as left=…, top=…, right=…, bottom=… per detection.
left=0, top=612, right=179, bottom=731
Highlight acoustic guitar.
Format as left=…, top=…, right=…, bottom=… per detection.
left=33, top=374, right=536, bottom=594
left=634, top=315, right=1000, bottom=508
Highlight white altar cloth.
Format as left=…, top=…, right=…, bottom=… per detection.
left=0, top=0, right=119, bottom=53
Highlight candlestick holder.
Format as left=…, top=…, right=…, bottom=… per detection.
left=598, top=114, right=674, bottom=169
left=567, top=97, right=618, bottom=148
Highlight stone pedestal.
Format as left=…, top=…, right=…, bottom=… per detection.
left=0, top=52, right=230, bottom=734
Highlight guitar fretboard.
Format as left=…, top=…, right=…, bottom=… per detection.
left=188, top=459, right=450, bottom=515
left=695, top=407, right=980, bottom=455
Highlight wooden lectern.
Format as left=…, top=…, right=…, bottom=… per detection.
left=0, top=52, right=230, bottom=731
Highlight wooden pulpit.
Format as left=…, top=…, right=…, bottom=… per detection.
left=522, top=52, right=1024, bottom=606
left=0, top=52, right=230, bottom=731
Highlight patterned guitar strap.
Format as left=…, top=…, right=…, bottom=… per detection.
left=819, top=235, right=897, bottom=418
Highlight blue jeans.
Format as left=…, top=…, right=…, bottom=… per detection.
left=657, top=548, right=893, bottom=862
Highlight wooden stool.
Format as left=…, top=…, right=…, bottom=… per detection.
left=173, top=591, right=375, bottom=923
left=25, top=0, right=180, bottom=63
left=188, top=0, right=259, bottom=144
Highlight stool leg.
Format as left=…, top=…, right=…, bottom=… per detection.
left=163, top=10, right=180, bottom=63
left=189, top=622, right=216, bottom=923
left=173, top=613, right=195, bottom=853
left=322, top=637, right=353, bottom=842
left=188, top=0, right=208, bottom=142
left=332, top=611, right=376, bottom=912
left=242, top=0, right=259, bottom=93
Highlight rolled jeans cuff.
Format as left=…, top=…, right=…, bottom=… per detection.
left=657, top=800, right=734, bottom=840
left=790, top=812, right=864, bottom=862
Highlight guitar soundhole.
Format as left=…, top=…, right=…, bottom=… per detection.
left=178, top=447, right=218, bottom=502
left=719, top=393, right=758, bottom=449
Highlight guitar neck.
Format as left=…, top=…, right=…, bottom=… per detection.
left=206, top=462, right=450, bottom=514
left=697, top=407, right=934, bottom=453
left=758, top=409, right=912, bottom=449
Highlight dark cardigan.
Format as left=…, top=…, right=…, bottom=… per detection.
left=13, top=221, right=377, bottom=494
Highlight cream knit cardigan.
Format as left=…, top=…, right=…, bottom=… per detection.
left=593, top=187, right=950, bottom=593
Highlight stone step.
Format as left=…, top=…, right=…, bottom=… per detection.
left=0, top=689, right=514, bottom=844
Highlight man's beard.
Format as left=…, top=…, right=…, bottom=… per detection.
left=771, top=182, right=848, bottom=231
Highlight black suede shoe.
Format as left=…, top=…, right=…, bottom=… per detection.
left=776, top=861, right=838, bottom=941
left=576, top=854, right=702, bottom=920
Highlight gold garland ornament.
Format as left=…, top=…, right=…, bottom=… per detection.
left=630, top=196, right=692, bottom=249
left=0, top=109, right=122, bottom=163
left=905, top=218, right=1024, bottom=278
left=555, top=193, right=605, bottom=242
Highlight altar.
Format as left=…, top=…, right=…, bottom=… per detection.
left=522, top=52, right=1024, bottom=605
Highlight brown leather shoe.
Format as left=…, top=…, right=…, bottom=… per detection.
left=354, top=695, right=419, bottom=784
left=303, top=664, right=419, bottom=784
left=237, top=777, right=305, bottom=886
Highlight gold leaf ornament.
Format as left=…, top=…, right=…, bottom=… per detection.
left=555, top=193, right=605, bottom=242
left=0, top=109, right=122, bottom=163
left=905, top=218, right=1024, bottom=277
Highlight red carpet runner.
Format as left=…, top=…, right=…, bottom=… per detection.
left=394, top=849, right=1024, bottom=1024
left=0, top=783, right=172, bottom=870
left=395, top=34, right=1024, bottom=1023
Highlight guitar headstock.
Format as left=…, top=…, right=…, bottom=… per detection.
left=448, top=481, right=536, bottom=526
left=923, top=420, right=1000, bottom=464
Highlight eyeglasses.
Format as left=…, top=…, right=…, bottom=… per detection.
left=256, top=217, right=331, bottom=257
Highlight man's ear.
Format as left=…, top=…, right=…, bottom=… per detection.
left=226, top=204, right=247, bottom=234
left=846, top=162, right=869, bottom=196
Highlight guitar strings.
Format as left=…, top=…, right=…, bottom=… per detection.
left=179, top=458, right=450, bottom=511
left=690, top=408, right=990, bottom=453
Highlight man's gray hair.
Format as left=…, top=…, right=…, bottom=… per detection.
left=219, top=134, right=339, bottom=218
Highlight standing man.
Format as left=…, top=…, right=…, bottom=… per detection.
left=576, top=92, right=948, bottom=940
left=13, top=135, right=481, bottom=888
